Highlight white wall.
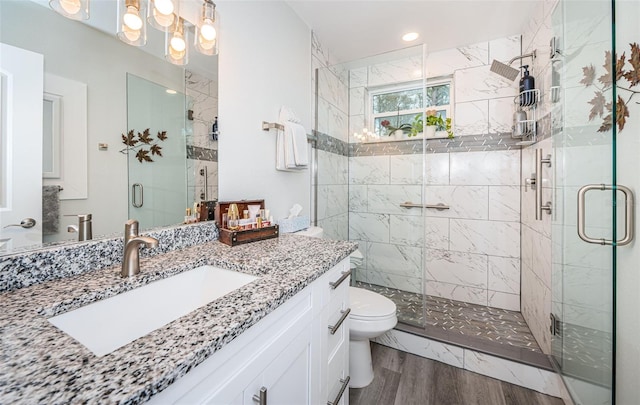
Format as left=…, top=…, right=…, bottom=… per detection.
left=217, top=1, right=311, bottom=221
left=1, top=1, right=184, bottom=241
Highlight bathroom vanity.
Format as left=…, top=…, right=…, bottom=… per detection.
left=0, top=234, right=356, bottom=404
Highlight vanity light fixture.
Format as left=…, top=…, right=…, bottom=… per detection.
left=194, top=0, right=218, bottom=56
left=165, top=17, right=188, bottom=65
left=147, top=0, right=178, bottom=32
left=49, top=0, right=89, bottom=20
left=402, top=32, right=419, bottom=42
left=117, top=0, right=147, bottom=46
left=50, top=0, right=220, bottom=63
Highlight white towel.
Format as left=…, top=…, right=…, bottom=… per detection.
left=276, top=106, right=308, bottom=171
left=276, top=128, right=290, bottom=171
left=285, top=122, right=308, bottom=168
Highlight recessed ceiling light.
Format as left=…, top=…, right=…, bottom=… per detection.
left=402, top=32, right=419, bottom=42
left=166, top=89, right=177, bottom=94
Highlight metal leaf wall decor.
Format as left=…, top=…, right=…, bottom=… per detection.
left=582, top=42, right=640, bottom=133
left=120, top=129, right=168, bottom=163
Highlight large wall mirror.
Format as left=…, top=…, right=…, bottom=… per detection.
left=0, top=0, right=218, bottom=255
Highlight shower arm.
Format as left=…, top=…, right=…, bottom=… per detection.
left=507, top=50, right=537, bottom=67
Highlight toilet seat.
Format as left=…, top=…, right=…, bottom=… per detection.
left=349, top=287, right=396, bottom=319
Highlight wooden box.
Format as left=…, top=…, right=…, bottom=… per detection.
left=215, top=199, right=279, bottom=246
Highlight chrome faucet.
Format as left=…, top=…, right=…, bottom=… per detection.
left=121, top=219, right=159, bottom=278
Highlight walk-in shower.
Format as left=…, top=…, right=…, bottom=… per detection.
left=313, top=0, right=639, bottom=400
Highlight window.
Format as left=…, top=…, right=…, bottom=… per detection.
left=370, top=78, right=452, bottom=136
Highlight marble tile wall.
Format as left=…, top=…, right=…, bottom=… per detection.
left=312, top=32, right=349, bottom=240
left=185, top=70, right=219, bottom=205
left=519, top=0, right=559, bottom=356
left=348, top=36, right=520, bottom=146
left=347, top=36, right=523, bottom=311
left=349, top=150, right=522, bottom=309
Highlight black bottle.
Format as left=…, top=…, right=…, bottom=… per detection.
left=519, top=65, right=535, bottom=106
left=212, top=116, right=219, bottom=141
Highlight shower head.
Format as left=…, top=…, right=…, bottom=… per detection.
left=490, top=60, right=520, bottom=81
left=489, top=50, right=538, bottom=81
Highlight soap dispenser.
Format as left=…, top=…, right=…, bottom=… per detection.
left=519, top=65, right=535, bottom=106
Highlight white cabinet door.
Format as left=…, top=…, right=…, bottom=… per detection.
left=243, top=327, right=312, bottom=405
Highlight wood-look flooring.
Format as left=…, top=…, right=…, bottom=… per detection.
left=349, top=343, right=565, bottom=405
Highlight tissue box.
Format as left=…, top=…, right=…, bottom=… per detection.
left=277, top=215, right=310, bottom=233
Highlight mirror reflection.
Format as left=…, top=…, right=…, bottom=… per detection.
left=0, top=0, right=218, bottom=255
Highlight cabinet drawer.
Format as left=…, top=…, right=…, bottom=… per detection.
left=326, top=338, right=349, bottom=405
left=324, top=290, right=349, bottom=359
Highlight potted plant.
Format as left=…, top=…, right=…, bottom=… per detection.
left=409, top=110, right=454, bottom=139
left=380, top=119, right=411, bottom=139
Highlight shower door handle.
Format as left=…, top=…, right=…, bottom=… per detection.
left=132, top=183, right=143, bottom=208
left=577, top=184, right=635, bottom=246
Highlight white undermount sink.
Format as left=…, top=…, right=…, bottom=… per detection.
left=48, top=266, right=259, bottom=356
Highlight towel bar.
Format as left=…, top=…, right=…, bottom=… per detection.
left=262, top=121, right=285, bottom=131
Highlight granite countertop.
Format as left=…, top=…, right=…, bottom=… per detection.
left=0, top=234, right=357, bottom=404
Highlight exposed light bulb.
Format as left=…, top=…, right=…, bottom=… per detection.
left=59, top=0, right=81, bottom=14
left=200, top=21, right=216, bottom=41
left=123, top=5, right=143, bottom=30
left=154, top=0, right=174, bottom=15
left=170, top=34, right=186, bottom=52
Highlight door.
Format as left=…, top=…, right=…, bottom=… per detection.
left=552, top=0, right=638, bottom=403
left=126, top=74, right=187, bottom=229
left=0, top=43, right=43, bottom=251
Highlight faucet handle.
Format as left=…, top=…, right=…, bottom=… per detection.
left=124, top=219, right=139, bottom=236
left=124, top=219, right=140, bottom=246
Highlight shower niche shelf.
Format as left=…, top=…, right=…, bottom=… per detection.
left=513, top=88, right=540, bottom=146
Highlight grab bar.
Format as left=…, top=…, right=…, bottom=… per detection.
left=400, top=202, right=449, bottom=211
left=535, top=149, right=552, bottom=219
left=200, top=167, right=208, bottom=200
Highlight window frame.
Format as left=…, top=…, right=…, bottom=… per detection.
left=367, top=76, right=454, bottom=135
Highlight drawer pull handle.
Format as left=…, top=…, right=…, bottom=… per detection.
left=329, top=270, right=351, bottom=290
left=327, top=376, right=350, bottom=405
left=328, top=308, right=351, bottom=335
left=252, top=386, right=267, bottom=405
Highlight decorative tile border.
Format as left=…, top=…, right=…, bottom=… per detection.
left=186, top=145, right=218, bottom=162
left=0, top=222, right=219, bottom=293
left=350, top=132, right=523, bottom=156
left=311, top=130, right=524, bottom=157
left=311, top=130, right=349, bottom=156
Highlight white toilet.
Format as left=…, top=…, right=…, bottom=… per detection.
left=292, top=227, right=398, bottom=388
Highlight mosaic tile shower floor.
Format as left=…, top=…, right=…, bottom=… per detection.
left=356, top=282, right=543, bottom=354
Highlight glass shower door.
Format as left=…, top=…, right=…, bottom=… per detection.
left=552, top=0, right=637, bottom=403
left=126, top=74, right=188, bottom=230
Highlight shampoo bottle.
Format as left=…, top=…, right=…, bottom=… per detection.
left=519, top=65, right=535, bottom=106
